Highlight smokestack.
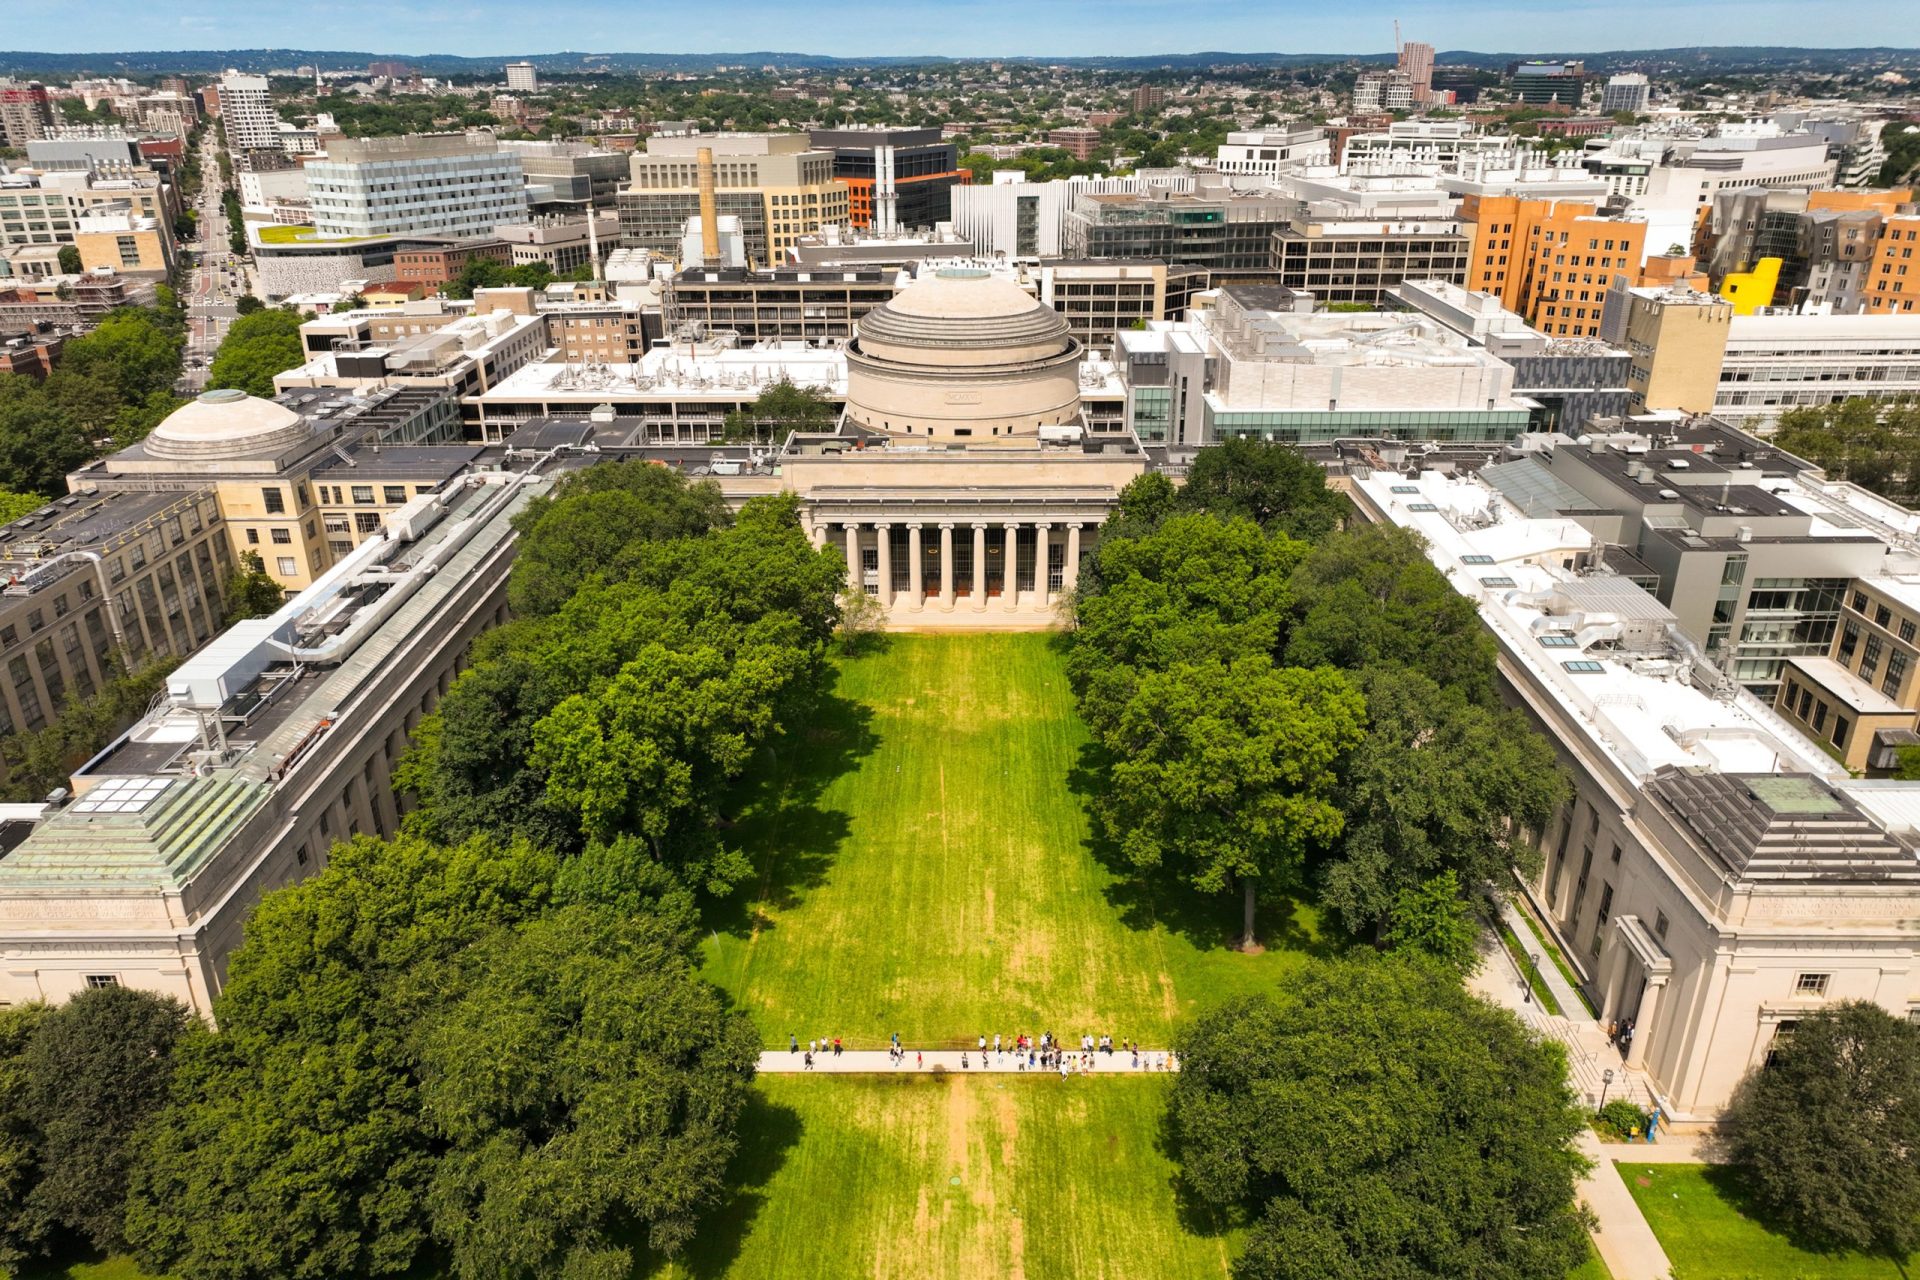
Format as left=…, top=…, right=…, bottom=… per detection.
left=697, top=146, right=720, bottom=266
left=586, top=205, right=600, bottom=276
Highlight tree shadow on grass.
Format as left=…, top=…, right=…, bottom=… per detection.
left=1066, top=737, right=1334, bottom=960
left=1696, top=1163, right=1913, bottom=1269
left=704, top=668, right=879, bottom=941
left=638, top=1089, right=805, bottom=1279
left=1151, top=1095, right=1250, bottom=1242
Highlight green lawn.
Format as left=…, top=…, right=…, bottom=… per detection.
left=1620, top=1163, right=1917, bottom=1279
left=701, top=633, right=1324, bottom=1049
left=661, top=1074, right=1237, bottom=1280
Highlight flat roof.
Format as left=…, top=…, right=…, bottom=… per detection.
left=1785, top=655, right=1910, bottom=716
left=1353, top=467, right=1846, bottom=786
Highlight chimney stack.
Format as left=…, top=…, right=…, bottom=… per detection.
left=697, top=146, right=721, bottom=266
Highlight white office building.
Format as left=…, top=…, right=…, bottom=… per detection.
left=505, top=62, right=538, bottom=93
left=218, top=70, right=281, bottom=153
left=1601, top=74, right=1651, bottom=116
left=950, top=170, right=1195, bottom=260
left=1214, top=127, right=1330, bottom=180
left=305, top=134, right=529, bottom=239
left=1714, top=311, right=1920, bottom=426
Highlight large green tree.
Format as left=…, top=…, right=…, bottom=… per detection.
left=0, top=1005, right=52, bottom=1276
left=506, top=461, right=731, bottom=617
left=418, top=904, right=758, bottom=1277
left=207, top=309, right=306, bottom=399
left=1170, top=959, right=1592, bottom=1280
left=1178, top=437, right=1349, bottom=542
left=1720, top=1001, right=1920, bottom=1256
left=59, top=307, right=186, bottom=408
left=1286, top=523, right=1498, bottom=698
left=720, top=378, right=836, bottom=443
left=1097, top=656, right=1364, bottom=948
left=20, top=987, right=190, bottom=1253
left=222, top=550, right=285, bottom=621
left=1323, top=667, right=1569, bottom=940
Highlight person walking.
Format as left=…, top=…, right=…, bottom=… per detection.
left=916, top=1050, right=923, bottom=1069
left=808, top=1038, right=817, bottom=1055
left=993, top=1032, right=1002, bottom=1058
left=803, top=1050, right=814, bottom=1070
left=961, top=1051, right=970, bottom=1070
left=833, top=1037, right=842, bottom=1057
left=790, top=1033, right=798, bottom=1054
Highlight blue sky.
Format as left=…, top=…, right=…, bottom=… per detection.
left=7, top=0, right=1906, bottom=57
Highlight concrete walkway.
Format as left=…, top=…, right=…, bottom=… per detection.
left=1577, top=1132, right=1676, bottom=1280
left=1598, top=1132, right=1722, bottom=1164
left=756, top=1047, right=1178, bottom=1075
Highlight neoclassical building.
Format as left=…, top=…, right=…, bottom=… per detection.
left=784, top=267, right=1148, bottom=628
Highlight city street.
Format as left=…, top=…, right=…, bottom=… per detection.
left=180, top=132, right=242, bottom=392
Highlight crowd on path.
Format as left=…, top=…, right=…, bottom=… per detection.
left=776, top=1030, right=1179, bottom=1075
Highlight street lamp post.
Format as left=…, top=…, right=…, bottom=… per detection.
left=1530, top=952, right=1542, bottom=1002
left=1598, top=1067, right=1615, bottom=1112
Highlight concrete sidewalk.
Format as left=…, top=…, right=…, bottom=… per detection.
left=1599, top=1132, right=1722, bottom=1164
left=1577, top=1131, right=1676, bottom=1280
left=757, top=1047, right=1178, bottom=1075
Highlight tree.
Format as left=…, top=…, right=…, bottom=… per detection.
left=506, top=461, right=731, bottom=617
left=1720, top=1002, right=1920, bottom=1256
left=1096, top=656, right=1364, bottom=948
left=0, top=489, right=46, bottom=525
left=417, top=904, right=759, bottom=1277
left=0, top=1004, right=52, bottom=1276
left=1170, top=959, right=1592, bottom=1280
left=207, top=309, right=305, bottom=398
left=58, top=307, right=185, bottom=408
left=721, top=378, right=835, bottom=443
left=20, top=987, right=190, bottom=1252
left=1323, top=667, right=1569, bottom=940
left=232, top=294, right=265, bottom=316
left=1380, top=871, right=1482, bottom=975
left=1179, top=438, right=1349, bottom=542
left=837, top=586, right=887, bottom=653
left=1287, top=523, right=1499, bottom=699
left=55, top=246, right=81, bottom=275
left=126, top=834, right=563, bottom=1280
left=223, top=550, right=285, bottom=620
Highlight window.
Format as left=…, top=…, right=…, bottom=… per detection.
left=1610, top=842, right=1621, bottom=864
left=83, top=974, right=119, bottom=989
left=351, top=486, right=375, bottom=504
left=1886, top=651, right=1908, bottom=699
left=262, top=488, right=286, bottom=514
left=1596, top=883, right=1615, bottom=927
left=1654, top=910, right=1670, bottom=940
left=245, top=528, right=260, bottom=545
left=1766, top=1019, right=1799, bottom=1067
left=270, top=528, right=292, bottom=545
left=1832, top=715, right=1851, bottom=748
left=1903, top=619, right=1916, bottom=644
left=1795, top=972, right=1830, bottom=996
left=1861, top=635, right=1883, bottom=682
left=276, top=557, right=298, bottom=577
left=354, top=512, right=382, bottom=534
left=383, top=485, right=407, bottom=504
left=1877, top=604, right=1894, bottom=628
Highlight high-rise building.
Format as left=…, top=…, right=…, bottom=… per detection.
left=505, top=62, right=538, bottom=93
left=306, top=134, right=529, bottom=239
left=618, top=133, right=849, bottom=266
left=217, top=70, right=281, bottom=153
left=1353, top=70, right=1414, bottom=113
left=1510, top=61, right=1586, bottom=108
left=1600, top=284, right=1733, bottom=413
left=0, top=80, right=54, bottom=148
left=808, top=127, right=967, bottom=233
left=1130, top=86, right=1166, bottom=114
left=1398, top=41, right=1435, bottom=106
left=1601, top=73, right=1650, bottom=116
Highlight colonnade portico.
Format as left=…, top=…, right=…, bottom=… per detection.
left=808, top=496, right=1101, bottom=629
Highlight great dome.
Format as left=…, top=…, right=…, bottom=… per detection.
left=845, top=268, right=1083, bottom=440
left=145, top=389, right=311, bottom=462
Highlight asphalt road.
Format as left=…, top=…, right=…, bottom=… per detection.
left=179, top=135, right=245, bottom=392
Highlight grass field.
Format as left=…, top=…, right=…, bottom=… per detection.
left=700, top=633, right=1324, bottom=1049
left=663, top=1074, right=1236, bottom=1280
left=1620, top=1163, right=1917, bottom=1279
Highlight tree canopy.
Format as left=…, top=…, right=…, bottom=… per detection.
left=1720, top=1001, right=1920, bottom=1256
left=1170, top=959, right=1592, bottom=1280
left=207, top=309, right=305, bottom=400
left=221, top=550, right=285, bottom=621
left=1179, top=437, right=1350, bottom=542
left=721, top=379, right=836, bottom=443
left=1771, top=397, right=1920, bottom=505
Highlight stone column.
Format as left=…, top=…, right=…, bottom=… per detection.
left=939, top=522, right=956, bottom=609
left=971, top=524, right=988, bottom=611
left=908, top=523, right=924, bottom=610
left=809, top=518, right=828, bottom=549
left=874, top=522, right=893, bottom=607
left=1034, top=522, right=1052, bottom=607
left=1625, top=976, right=1665, bottom=1071
left=1003, top=522, right=1020, bottom=610
left=1064, top=522, right=1082, bottom=593
left=843, top=523, right=861, bottom=596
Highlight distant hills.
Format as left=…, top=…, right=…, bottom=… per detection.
left=1, top=45, right=1916, bottom=79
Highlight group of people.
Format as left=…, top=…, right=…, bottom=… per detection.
left=786, top=1030, right=1177, bottom=1074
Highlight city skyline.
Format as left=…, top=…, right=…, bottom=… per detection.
left=3, top=0, right=1913, bottom=60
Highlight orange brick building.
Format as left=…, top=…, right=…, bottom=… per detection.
left=1865, top=208, right=1920, bottom=315
left=1461, top=195, right=1649, bottom=337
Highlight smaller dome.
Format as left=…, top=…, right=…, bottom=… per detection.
left=145, top=390, right=310, bottom=461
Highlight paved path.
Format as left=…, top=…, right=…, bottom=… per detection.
left=1599, top=1132, right=1722, bottom=1164
left=1577, top=1132, right=1677, bottom=1280
left=756, top=1048, right=1178, bottom=1075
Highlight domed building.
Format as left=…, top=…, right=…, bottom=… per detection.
left=142, top=389, right=314, bottom=462
left=844, top=268, right=1085, bottom=440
